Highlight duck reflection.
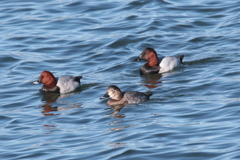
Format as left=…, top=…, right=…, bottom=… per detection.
left=108, top=104, right=126, bottom=118
left=106, top=104, right=141, bottom=132
left=141, top=73, right=163, bottom=89
left=42, top=124, right=57, bottom=135
left=108, top=117, right=134, bottom=132
left=108, top=142, right=127, bottom=148
left=40, top=92, right=60, bottom=116
left=40, top=91, right=81, bottom=116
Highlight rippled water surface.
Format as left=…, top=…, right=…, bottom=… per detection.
left=1, top=0, right=240, bottom=159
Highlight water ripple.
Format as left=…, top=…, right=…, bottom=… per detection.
left=1, top=0, right=240, bottom=159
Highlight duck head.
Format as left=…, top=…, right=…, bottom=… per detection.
left=101, top=85, right=124, bottom=100
left=33, top=71, right=57, bottom=88
left=134, top=48, right=159, bottom=67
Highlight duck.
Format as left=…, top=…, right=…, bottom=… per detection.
left=135, top=48, right=184, bottom=75
left=33, top=71, right=82, bottom=94
left=100, top=85, right=153, bottom=106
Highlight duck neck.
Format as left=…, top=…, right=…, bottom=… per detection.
left=114, top=93, right=124, bottom=100
left=42, top=85, right=60, bottom=93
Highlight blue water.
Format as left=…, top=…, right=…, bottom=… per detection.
left=1, top=0, right=240, bottom=159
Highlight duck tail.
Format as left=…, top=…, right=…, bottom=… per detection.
left=179, top=55, right=184, bottom=63
left=74, top=76, right=82, bottom=83
left=144, top=92, right=153, bottom=97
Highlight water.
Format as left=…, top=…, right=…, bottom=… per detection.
left=1, top=0, right=240, bottom=159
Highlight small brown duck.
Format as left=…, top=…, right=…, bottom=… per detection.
left=101, top=85, right=153, bottom=106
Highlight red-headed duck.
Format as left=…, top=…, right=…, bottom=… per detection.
left=33, top=71, right=82, bottom=94
left=135, top=48, right=184, bottom=75
left=101, top=85, right=153, bottom=106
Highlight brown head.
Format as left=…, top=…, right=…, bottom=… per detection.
left=37, top=71, right=57, bottom=88
left=101, top=85, right=124, bottom=100
left=136, top=48, right=159, bottom=67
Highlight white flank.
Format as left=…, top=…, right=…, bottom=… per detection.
left=159, top=56, right=181, bottom=74
left=56, top=76, right=80, bottom=94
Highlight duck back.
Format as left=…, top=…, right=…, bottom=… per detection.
left=124, top=91, right=152, bottom=104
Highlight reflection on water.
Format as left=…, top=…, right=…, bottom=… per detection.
left=41, top=92, right=60, bottom=116
left=108, top=142, right=127, bottom=148
left=107, top=105, right=137, bottom=132
left=1, top=0, right=240, bottom=159
left=41, top=103, right=59, bottom=116
left=109, top=104, right=126, bottom=119
left=141, top=74, right=163, bottom=89
left=109, top=119, right=134, bottom=132
left=42, top=124, right=57, bottom=135
left=40, top=92, right=81, bottom=116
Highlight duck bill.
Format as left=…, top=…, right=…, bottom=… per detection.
left=133, top=57, right=141, bottom=61
left=100, top=92, right=110, bottom=99
left=133, top=51, right=146, bottom=61
left=133, top=55, right=145, bottom=61
left=33, top=80, right=40, bottom=84
left=33, top=77, right=42, bottom=85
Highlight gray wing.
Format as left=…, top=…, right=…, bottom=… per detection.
left=124, top=91, right=152, bottom=104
